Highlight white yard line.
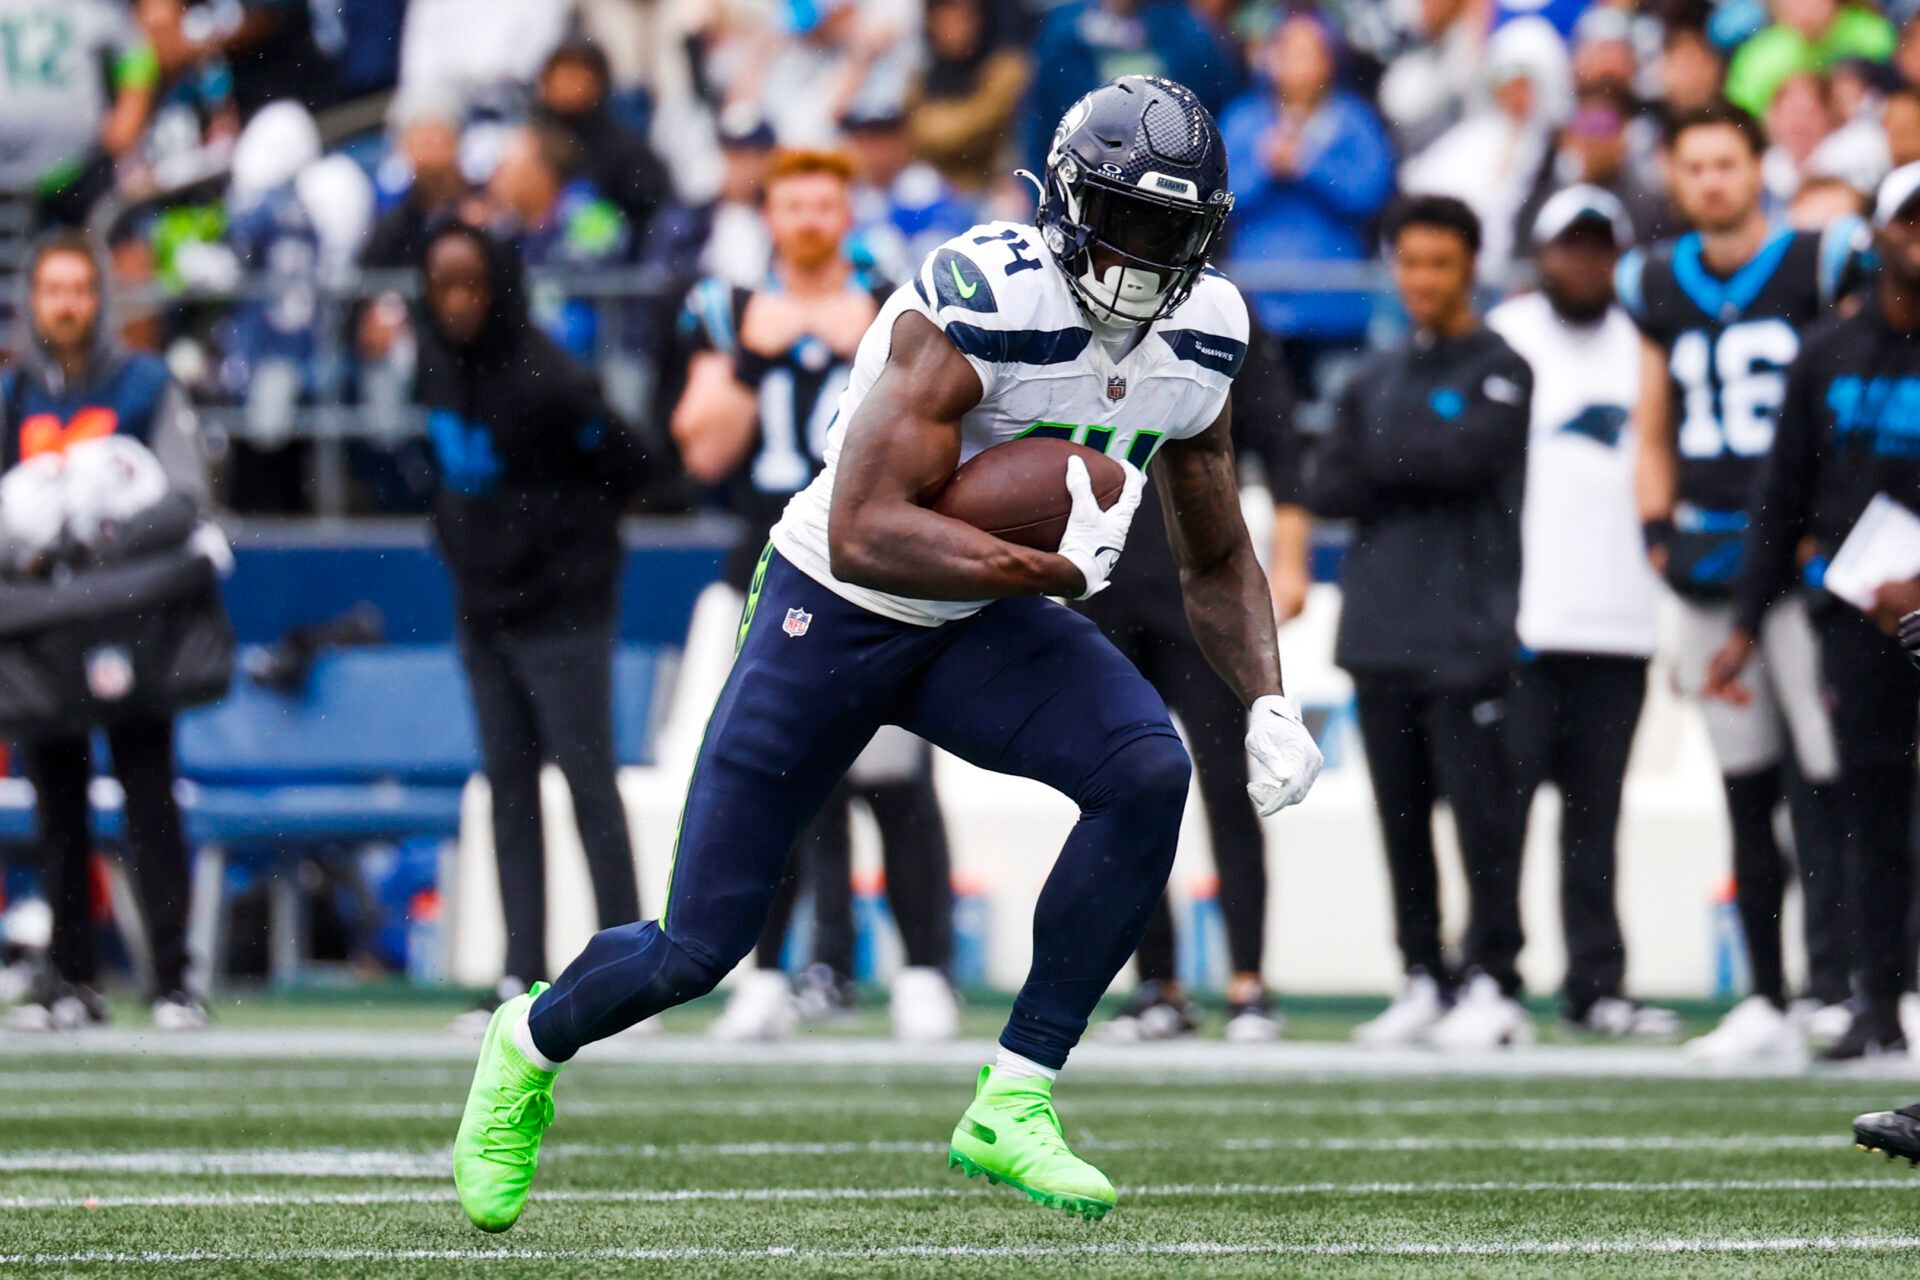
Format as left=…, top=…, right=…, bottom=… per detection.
left=1, top=1177, right=1915, bottom=1213
left=0, top=1094, right=1888, bottom=1121
left=7, top=1236, right=1920, bottom=1265
left=0, top=1133, right=1847, bottom=1178
left=5, top=1028, right=1915, bottom=1081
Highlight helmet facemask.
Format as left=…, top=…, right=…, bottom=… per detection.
left=1043, top=154, right=1231, bottom=327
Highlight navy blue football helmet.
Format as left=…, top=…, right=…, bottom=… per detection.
left=1033, top=76, right=1233, bottom=326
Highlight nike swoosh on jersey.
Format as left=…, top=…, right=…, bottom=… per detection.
left=950, top=260, right=979, bottom=300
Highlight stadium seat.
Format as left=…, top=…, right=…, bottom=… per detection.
left=165, top=643, right=663, bottom=987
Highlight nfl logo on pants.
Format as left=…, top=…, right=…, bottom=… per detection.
left=783, top=607, right=813, bottom=638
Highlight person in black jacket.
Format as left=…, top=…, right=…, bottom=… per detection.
left=1706, top=162, right=1920, bottom=1061
left=418, top=221, right=652, bottom=1015
left=1308, top=195, right=1535, bottom=1051
left=534, top=41, right=674, bottom=242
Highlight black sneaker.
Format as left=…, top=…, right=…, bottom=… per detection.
left=1097, top=980, right=1198, bottom=1043
left=3, top=981, right=108, bottom=1032
left=1855, top=1104, right=1920, bottom=1164
left=1820, top=1007, right=1907, bottom=1061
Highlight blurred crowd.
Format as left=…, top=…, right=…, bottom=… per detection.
left=1, top=0, right=1915, bottom=513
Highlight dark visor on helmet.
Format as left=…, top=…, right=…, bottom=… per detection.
left=1077, top=176, right=1224, bottom=274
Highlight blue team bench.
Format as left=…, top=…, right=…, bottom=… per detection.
left=0, top=643, right=667, bottom=985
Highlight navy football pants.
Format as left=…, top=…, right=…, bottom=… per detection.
left=529, top=550, right=1191, bottom=1069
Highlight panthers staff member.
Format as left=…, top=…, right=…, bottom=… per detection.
left=1709, top=162, right=1920, bottom=1062
left=1489, top=188, right=1677, bottom=1039
left=1622, top=101, right=1860, bottom=1064
left=670, top=149, right=960, bottom=1041
left=1309, top=194, right=1535, bottom=1051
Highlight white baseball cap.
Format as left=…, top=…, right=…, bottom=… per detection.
left=1532, top=184, right=1634, bottom=247
left=1875, top=160, right=1920, bottom=228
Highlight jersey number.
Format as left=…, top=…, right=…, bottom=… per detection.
left=753, top=367, right=849, bottom=493
left=1671, top=319, right=1799, bottom=460
left=973, top=229, right=1042, bottom=276
left=1019, top=421, right=1165, bottom=469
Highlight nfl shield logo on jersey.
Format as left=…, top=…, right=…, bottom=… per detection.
left=783, top=607, right=813, bottom=638
left=1106, top=375, right=1127, bottom=402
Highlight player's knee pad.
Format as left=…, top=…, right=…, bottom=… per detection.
left=1086, top=731, right=1192, bottom=822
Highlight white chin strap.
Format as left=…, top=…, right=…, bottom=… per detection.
left=1078, top=261, right=1167, bottom=326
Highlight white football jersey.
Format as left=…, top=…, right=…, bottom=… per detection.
left=771, top=221, right=1248, bottom=626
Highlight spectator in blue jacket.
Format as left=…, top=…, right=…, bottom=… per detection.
left=1221, top=12, right=1395, bottom=395
left=1022, top=0, right=1240, bottom=173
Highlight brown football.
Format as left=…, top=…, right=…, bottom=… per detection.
left=930, top=437, right=1126, bottom=551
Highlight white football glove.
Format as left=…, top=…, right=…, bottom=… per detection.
left=1246, top=693, right=1322, bottom=816
left=1055, top=456, right=1146, bottom=600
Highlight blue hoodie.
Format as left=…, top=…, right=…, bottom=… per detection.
left=1220, top=87, right=1394, bottom=342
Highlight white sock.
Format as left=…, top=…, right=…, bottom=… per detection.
left=993, top=1047, right=1058, bottom=1082
left=512, top=1008, right=558, bottom=1073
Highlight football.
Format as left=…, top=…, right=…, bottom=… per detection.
left=931, top=437, right=1126, bottom=551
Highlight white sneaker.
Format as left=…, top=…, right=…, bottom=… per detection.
left=709, top=969, right=798, bottom=1042
left=1352, top=970, right=1447, bottom=1048
left=1430, top=972, right=1536, bottom=1050
left=1684, top=996, right=1808, bottom=1066
left=151, top=992, right=209, bottom=1032
left=1790, top=998, right=1856, bottom=1046
left=1224, top=999, right=1285, bottom=1043
left=889, top=966, right=960, bottom=1042
left=0, top=959, right=37, bottom=1004
left=4, top=984, right=107, bottom=1032
left=1572, top=996, right=1682, bottom=1039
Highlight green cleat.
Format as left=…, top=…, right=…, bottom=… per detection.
left=947, top=1065, right=1117, bottom=1220
left=453, top=981, right=558, bottom=1232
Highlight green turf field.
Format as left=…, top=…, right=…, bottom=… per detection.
left=5, top=995, right=1920, bottom=1277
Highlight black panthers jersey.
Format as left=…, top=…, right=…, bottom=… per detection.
left=676, top=274, right=891, bottom=590
left=1616, top=218, right=1867, bottom=513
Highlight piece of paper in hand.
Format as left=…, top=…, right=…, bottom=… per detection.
left=1823, top=494, right=1920, bottom=612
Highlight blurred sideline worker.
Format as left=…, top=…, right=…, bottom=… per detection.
left=669, top=150, right=960, bottom=1043
left=1308, top=195, right=1536, bottom=1051
left=0, top=0, right=155, bottom=228
left=1091, top=315, right=1307, bottom=1044
left=0, top=232, right=209, bottom=1031
left=1622, top=102, right=1862, bottom=1065
left=1488, top=188, right=1679, bottom=1040
left=1708, top=163, right=1920, bottom=1061
left=418, top=222, right=650, bottom=1019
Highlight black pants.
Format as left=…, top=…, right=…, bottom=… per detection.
left=1507, top=653, right=1646, bottom=1017
left=1817, top=609, right=1920, bottom=1012
left=753, top=771, right=955, bottom=976
left=1084, top=608, right=1268, bottom=984
left=26, top=717, right=192, bottom=994
left=459, top=624, right=641, bottom=983
left=1352, top=674, right=1525, bottom=993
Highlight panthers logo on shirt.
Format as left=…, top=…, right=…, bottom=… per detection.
left=771, top=220, right=1248, bottom=626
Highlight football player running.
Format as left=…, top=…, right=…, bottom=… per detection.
left=452, top=75, right=1322, bottom=1229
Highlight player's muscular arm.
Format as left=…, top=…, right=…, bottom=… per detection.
left=1156, top=400, right=1285, bottom=707
left=670, top=352, right=759, bottom=484
left=829, top=312, right=1084, bottom=599
left=1633, top=335, right=1678, bottom=528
